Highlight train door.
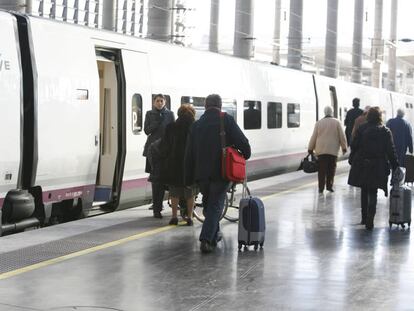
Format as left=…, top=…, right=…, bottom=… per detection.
left=95, top=49, right=126, bottom=210
left=329, top=86, right=339, bottom=118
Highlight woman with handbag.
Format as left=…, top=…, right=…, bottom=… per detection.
left=308, top=106, right=347, bottom=193
left=348, top=107, right=399, bottom=230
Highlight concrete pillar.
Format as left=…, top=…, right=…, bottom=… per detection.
left=371, top=0, right=384, bottom=88
left=147, top=0, right=173, bottom=42
left=209, top=0, right=219, bottom=53
left=324, top=0, right=338, bottom=78
left=388, top=0, right=398, bottom=91
left=102, top=0, right=117, bottom=31
left=272, top=0, right=281, bottom=65
left=287, top=0, right=303, bottom=70
left=233, top=0, right=255, bottom=59
left=352, top=0, right=364, bottom=84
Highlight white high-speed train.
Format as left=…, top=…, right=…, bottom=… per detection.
left=1, top=10, right=413, bottom=234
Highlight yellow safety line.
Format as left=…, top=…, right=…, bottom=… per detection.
left=0, top=172, right=348, bottom=280
left=0, top=225, right=175, bottom=280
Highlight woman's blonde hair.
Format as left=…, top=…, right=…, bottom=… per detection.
left=178, top=104, right=196, bottom=121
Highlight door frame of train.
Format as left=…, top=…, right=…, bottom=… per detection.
left=95, top=48, right=126, bottom=211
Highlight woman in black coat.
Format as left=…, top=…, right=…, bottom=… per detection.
left=160, top=104, right=197, bottom=226
left=143, top=94, right=175, bottom=218
left=348, top=107, right=399, bottom=230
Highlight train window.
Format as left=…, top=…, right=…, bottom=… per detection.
left=287, top=103, right=300, bottom=128
left=181, top=96, right=205, bottom=120
left=222, top=99, right=237, bottom=121
left=152, top=94, right=171, bottom=110
left=244, top=100, right=261, bottom=130
left=406, top=103, right=409, bottom=108
left=267, top=102, right=282, bottom=128
left=132, top=94, right=143, bottom=134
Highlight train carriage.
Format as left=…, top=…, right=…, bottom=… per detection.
left=1, top=10, right=413, bottom=235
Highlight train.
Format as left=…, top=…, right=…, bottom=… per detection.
left=1, top=10, right=414, bottom=235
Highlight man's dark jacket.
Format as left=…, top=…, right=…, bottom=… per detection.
left=184, top=109, right=251, bottom=185
left=143, top=107, right=175, bottom=157
left=345, top=107, right=363, bottom=145
left=386, top=116, right=413, bottom=165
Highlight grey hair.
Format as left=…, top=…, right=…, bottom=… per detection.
left=324, top=106, right=333, bottom=117
left=364, top=105, right=371, bottom=112
left=397, top=108, right=405, bottom=117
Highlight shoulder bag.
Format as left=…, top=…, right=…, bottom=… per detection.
left=220, top=112, right=246, bottom=183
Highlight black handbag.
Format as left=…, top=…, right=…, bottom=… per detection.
left=301, top=153, right=319, bottom=173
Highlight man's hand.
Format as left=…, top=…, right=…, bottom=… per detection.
left=342, top=148, right=347, bottom=155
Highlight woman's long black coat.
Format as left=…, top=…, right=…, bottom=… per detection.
left=348, top=122, right=399, bottom=195
left=159, top=116, right=193, bottom=186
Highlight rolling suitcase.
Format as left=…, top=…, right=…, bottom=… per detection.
left=389, top=185, right=412, bottom=229
left=238, top=187, right=265, bottom=251
left=404, top=154, right=414, bottom=183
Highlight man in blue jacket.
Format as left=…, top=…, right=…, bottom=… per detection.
left=386, top=108, right=413, bottom=166
left=185, top=94, right=251, bottom=253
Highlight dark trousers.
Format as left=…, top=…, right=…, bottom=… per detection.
left=361, top=187, right=377, bottom=224
left=318, top=154, right=337, bottom=191
left=198, top=180, right=229, bottom=243
left=151, top=182, right=165, bottom=213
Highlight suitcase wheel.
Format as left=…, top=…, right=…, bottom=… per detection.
left=244, top=246, right=248, bottom=251
left=409, top=221, right=411, bottom=227
left=254, top=243, right=258, bottom=251
left=260, top=242, right=264, bottom=249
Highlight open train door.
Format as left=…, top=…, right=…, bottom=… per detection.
left=95, top=48, right=126, bottom=211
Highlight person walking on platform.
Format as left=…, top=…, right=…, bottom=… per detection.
left=308, top=106, right=347, bottom=193
left=143, top=94, right=175, bottom=219
left=344, top=98, right=363, bottom=146
left=386, top=108, right=413, bottom=167
left=185, top=94, right=251, bottom=254
left=348, top=107, right=399, bottom=230
left=351, top=105, right=370, bottom=140
left=160, top=104, right=197, bottom=226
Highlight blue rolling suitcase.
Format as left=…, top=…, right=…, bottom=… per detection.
left=238, top=191, right=265, bottom=251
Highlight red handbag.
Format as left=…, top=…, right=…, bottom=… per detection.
left=220, top=112, right=246, bottom=182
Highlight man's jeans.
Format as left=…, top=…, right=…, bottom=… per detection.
left=198, top=180, right=229, bottom=243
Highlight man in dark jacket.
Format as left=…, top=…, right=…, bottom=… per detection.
left=344, top=98, right=363, bottom=146
left=185, top=94, right=251, bottom=253
left=386, top=108, right=413, bottom=166
left=143, top=94, right=175, bottom=218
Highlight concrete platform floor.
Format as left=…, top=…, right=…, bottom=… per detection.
left=0, top=162, right=413, bottom=311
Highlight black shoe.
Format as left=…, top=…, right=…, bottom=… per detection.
left=200, top=240, right=214, bottom=254
left=365, top=222, right=374, bottom=230
left=148, top=205, right=154, bottom=210
left=169, top=217, right=178, bottom=225
left=327, top=188, right=334, bottom=192
left=360, top=220, right=366, bottom=225
left=153, top=211, right=162, bottom=219
left=186, top=218, right=194, bottom=226
left=319, top=189, right=324, bottom=194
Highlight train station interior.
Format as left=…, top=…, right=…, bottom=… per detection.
left=2, top=0, right=414, bottom=310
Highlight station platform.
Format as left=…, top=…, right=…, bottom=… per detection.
left=0, top=161, right=413, bottom=310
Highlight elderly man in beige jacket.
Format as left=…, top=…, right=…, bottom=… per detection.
left=308, top=106, right=347, bottom=193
